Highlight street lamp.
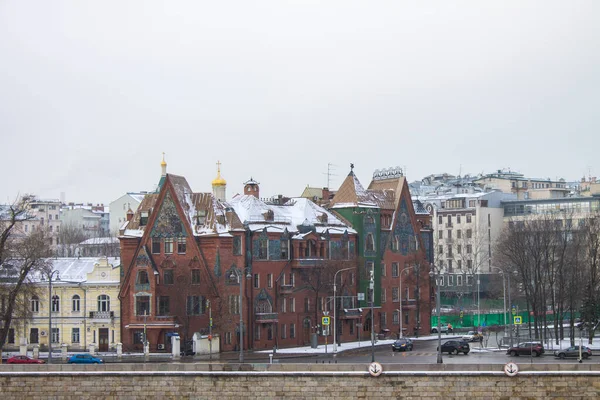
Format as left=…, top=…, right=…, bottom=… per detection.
left=429, top=263, right=443, bottom=364
left=491, top=267, right=507, bottom=335
left=45, top=270, right=60, bottom=364
left=369, top=269, right=375, bottom=362
left=230, top=267, right=251, bottom=363
left=333, top=267, right=355, bottom=356
left=398, top=265, right=412, bottom=338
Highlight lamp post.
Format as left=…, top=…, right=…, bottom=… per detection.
left=231, top=268, right=250, bottom=363
left=429, top=263, right=443, bottom=364
left=333, top=267, right=355, bottom=356
left=398, top=266, right=412, bottom=338
left=46, top=270, right=60, bottom=364
left=369, top=270, right=375, bottom=362
left=207, top=299, right=212, bottom=362
left=507, top=271, right=513, bottom=347
left=491, top=267, right=507, bottom=333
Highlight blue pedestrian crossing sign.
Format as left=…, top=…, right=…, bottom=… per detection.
left=514, top=316, right=523, bottom=325
left=322, top=316, right=331, bottom=326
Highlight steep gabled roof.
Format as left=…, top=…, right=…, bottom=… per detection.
left=367, top=175, right=406, bottom=210
left=329, top=170, right=395, bottom=210
left=121, top=174, right=244, bottom=238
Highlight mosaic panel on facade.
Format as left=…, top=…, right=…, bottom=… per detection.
left=393, top=198, right=415, bottom=256
left=150, top=192, right=186, bottom=238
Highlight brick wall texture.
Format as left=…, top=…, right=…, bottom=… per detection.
left=1, top=374, right=600, bottom=399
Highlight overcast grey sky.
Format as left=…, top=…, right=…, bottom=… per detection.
left=1, top=1, right=599, bottom=205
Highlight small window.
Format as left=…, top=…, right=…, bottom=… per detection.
left=254, top=273, right=260, bottom=289
left=72, top=328, right=80, bottom=343
left=152, top=238, right=161, bottom=254
left=365, top=234, right=375, bottom=252
left=31, top=296, right=40, bottom=313
left=191, top=269, right=201, bottom=285
left=164, top=238, right=173, bottom=254
left=163, top=269, right=174, bottom=285
left=72, top=295, right=80, bottom=312
left=51, top=295, right=60, bottom=312
left=267, top=273, right=273, bottom=288
left=177, top=237, right=186, bottom=254
left=97, top=295, right=110, bottom=312
left=158, top=296, right=170, bottom=315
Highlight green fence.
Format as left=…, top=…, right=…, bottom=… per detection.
left=431, top=312, right=579, bottom=330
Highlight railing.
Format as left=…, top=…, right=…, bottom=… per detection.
left=255, top=313, right=279, bottom=322
left=89, top=311, right=114, bottom=319
left=280, top=284, right=294, bottom=294
left=342, top=309, right=362, bottom=319
left=135, top=283, right=150, bottom=291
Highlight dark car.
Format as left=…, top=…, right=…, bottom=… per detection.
left=554, top=346, right=592, bottom=360
left=507, top=342, right=545, bottom=357
left=6, top=355, right=45, bottom=364
left=438, top=340, right=470, bottom=355
left=392, top=338, right=413, bottom=352
left=67, top=354, right=103, bottom=364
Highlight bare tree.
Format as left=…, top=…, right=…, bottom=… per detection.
left=57, top=223, right=88, bottom=257
left=0, top=195, right=52, bottom=362
left=579, top=213, right=600, bottom=344
left=298, top=257, right=357, bottom=336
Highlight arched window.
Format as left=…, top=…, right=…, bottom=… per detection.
left=51, top=295, right=60, bottom=313
left=31, top=296, right=39, bottom=313
left=97, top=295, right=110, bottom=312
left=137, top=271, right=149, bottom=284
left=366, top=234, right=375, bottom=252
left=72, top=295, right=80, bottom=312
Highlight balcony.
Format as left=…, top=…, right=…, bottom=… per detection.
left=255, top=313, right=279, bottom=323
left=445, top=223, right=453, bottom=228
left=89, top=311, right=114, bottom=320
left=342, top=308, right=363, bottom=320
left=280, top=284, right=294, bottom=294
left=445, top=238, right=454, bottom=244
left=135, top=283, right=150, bottom=292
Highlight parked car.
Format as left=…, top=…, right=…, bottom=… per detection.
left=506, top=342, right=545, bottom=357
left=431, top=325, right=448, bottom=334
left=462, top=331, right=483, bottom=342
left=67, top=354, right=104, bottom=364
left=6, top=355, right=44, bottom=364
left=391, top=338, right=413, bottom=352
left=437, top=340, right=470, bottom=355
left=554, top=346, right=592, bottom=360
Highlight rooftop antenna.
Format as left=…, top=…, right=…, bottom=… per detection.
left=323, top=163, right=338, bottom=188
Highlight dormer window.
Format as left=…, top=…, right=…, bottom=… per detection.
left=140, top=211, right=149, bottom=226
left=196, top=209, right=206, bottom=225
left=265, top=210, right=274, bottom=222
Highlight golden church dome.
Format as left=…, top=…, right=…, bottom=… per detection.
left=212, top=161, right=227, bottom=187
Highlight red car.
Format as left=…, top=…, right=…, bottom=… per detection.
left=6, top=355, right=45, bottom=364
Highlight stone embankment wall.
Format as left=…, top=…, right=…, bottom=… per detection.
left=1, top=364, right=600, bottom=399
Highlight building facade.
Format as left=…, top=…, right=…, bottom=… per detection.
left=5, top=257, right=121, bottom=352
left=118, top=171, right=359, bottom=352
left=329, top=166, right=432, bottom=338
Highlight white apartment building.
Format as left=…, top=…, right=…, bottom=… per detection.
left=108, top=192, right=147, bottom=235
left=25, top=199, right=62, bottom=250
left=417, top=191, right=515, bottom=290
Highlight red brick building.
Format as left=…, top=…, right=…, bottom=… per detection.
left=118, top=170, right=358, bottom=352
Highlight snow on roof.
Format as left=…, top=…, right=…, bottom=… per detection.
left=29, top=257, right=120, bottom=283
left=79, top=237, right=119, bottom=245
left=228, top=195, right=356, bottom=234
